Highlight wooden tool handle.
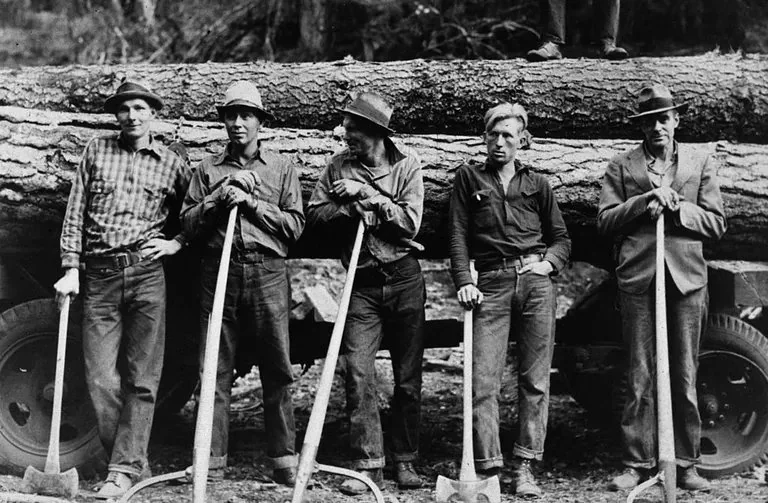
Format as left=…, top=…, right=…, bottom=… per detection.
left=291, top=220, right=366, bottom=503
left=459, top=308, right=478, bottom=481
left=45, top=295, right=70, bottom=474
left=193, top=207, right=237, bottom=503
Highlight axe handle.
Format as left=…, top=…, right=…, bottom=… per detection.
left=44, top=295, right=70, bottom=474
left=193, top=207, right=238, bottom=503
left=655, top=213, right=676, bottom=502
left=291, top=220, right=366, bottom=503
left=459, top=309, right=478, bottom=481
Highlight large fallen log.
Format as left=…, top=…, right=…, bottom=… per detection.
left=1, top=54, right=766, bottom=141
left=1, top=106, right=766, bottom=266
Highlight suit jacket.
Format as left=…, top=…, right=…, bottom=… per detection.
left=597, top=142, right=727, bottom=295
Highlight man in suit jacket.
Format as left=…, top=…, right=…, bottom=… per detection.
left=597, top=84, right=726, bottom=492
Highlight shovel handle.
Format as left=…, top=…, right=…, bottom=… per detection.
left=193, top=206, right=238, bottom=503
left=459, top=308, right=477, bottom=481
left=291, top=219, right=366, bottom=503
left=44, top=295, right=70, bottom=474
left=655, top=213, right=676, bottom=502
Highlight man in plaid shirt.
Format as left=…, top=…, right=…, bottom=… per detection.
left=54, top=80, right=191, bottom=499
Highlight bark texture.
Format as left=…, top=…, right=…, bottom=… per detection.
left=0, top=54, right=766, bottom=141
left=1, top=106, right=765, bottom=266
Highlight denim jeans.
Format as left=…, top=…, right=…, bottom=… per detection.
left=541, top=0, right=620, bottom=45
left=473, top=266, right=556, bottom=469
left=199, top=254, right=297, bottom=470
left=83, top=259, right=166, bottom=478
left=619, top=277, right=708, bottom=469
left=343, top=255, right=426, bottom=470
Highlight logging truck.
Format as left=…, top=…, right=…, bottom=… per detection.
left=0, top=56, right=766, bottom=481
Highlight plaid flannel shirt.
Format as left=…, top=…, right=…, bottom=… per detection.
left=60, top=134, right=192, bottom=269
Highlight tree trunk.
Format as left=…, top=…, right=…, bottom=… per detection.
left=1, top=106, right=765, bottom=265
left=299, top=0, right=328, bottom=59
left=0, top=55, right=766, bottom=141
left=134, top=0, right=156, bottom=29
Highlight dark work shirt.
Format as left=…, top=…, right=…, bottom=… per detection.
left=449, top=160, right=571, bottom=288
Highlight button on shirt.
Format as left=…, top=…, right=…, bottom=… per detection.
left=644, top=141, right=678, bottom=189
left=449, top=160, right=571, bottom=288
left=307, top=139, right=423, bottom=269
left=60, top=135, right=192, bottom=269
left=180, top=145, right=304, bottom=257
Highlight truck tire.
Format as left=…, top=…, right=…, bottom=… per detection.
left=0, top=299, right=105, bottom=477
left=698, top=313, right=768, bottom=477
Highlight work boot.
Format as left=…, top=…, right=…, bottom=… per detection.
left=526, top=41, right=563, bottom=62
left=678, top=466, right=712, bottom=491
left=608, top=467, right=644, bottom=491
left=601, top=41, right=628, bottom=60
left=339, top=468, right=383, bottom=496
left=273, top=467, right=297, bottom=486
left=95, top=471, right=133, bottom=500
left=514, top=459, right=543, bottom=499
left=395, top=461, right=422, bottom=489
left=183, top=464, right=225, bottom=482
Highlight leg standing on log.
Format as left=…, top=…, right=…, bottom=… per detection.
left=448, top=103, right=571, bottom=499
left=598, top=83, right=726, bottom=493
left=307, top=92, right=426, bottom=496
left=180, top=81, right=305, bottom=487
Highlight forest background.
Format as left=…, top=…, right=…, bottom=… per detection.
left=1, top=0, right=767, bottom=68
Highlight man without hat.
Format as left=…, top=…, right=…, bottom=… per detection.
left=598, top=84, right=726, bottom=492
left=180, top=80, right=304, bottom=485
left=448, top=102, right=571, bottom=499
left=307, top=92, right=426, bottom=495
left=54, top=80, right=192, bottom=498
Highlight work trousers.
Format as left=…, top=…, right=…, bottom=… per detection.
left=83, top=259, right=166, bottom=478
left=540, top=0, right=621, bottom=45
left=619, top=277, right=708, bottom=469
left=199, top=254, right=297, bottom=470
left=343, top=255, right=426, bottom=470
left=473, top=267, right=556, bottom=470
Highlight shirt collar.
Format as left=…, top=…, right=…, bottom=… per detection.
left=642, top=140, right=678, bottom=164
left=481, top=158, right=528, bottom=174
left=117, top=134, right=163, bottom=159
left=214, top=141, right=265, bottom=166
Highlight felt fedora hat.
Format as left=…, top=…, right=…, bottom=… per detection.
left=104, top=80, right=163, bottom=114
left=628, top=83, right=689, bottom=119
left=216, top=81, right=275, bottom=121
left=338, top=92, right=395, bottom=135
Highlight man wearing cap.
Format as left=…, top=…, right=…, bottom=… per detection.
left=598, top=84, right=726, bottom=492
left=54, top=80, right=192, bottom=498
left=448, top=102, right=570, bottom=499
left=526, top=0, right=628, bottom=61
left=180, top=80, right=304, bottom=485
left=307, top=92, right=426, bottom=495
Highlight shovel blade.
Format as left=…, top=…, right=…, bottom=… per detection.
left=435, top=474, right=501, bottom=503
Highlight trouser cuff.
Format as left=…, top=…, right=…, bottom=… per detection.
left=352, top=457, right=385, bottom=470
left=513, top=443, right=544, bottom=461
left=391, top=451, right=418, bottom=463
left=209, top=454, right=228, bottom=469
left=474, top=456, right=504, bottom=471
left=108, top=464, right=142, bottom=479
left=270, top=454, right=298, bottom=470
left=624, top=459, right=656, bottom=470
left=676, top=458, right=699, bottom=469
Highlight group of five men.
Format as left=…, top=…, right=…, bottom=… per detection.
left=53, top=77, right=724, bottom=500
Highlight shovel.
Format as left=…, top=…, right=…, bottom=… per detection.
left=191, top=206, right=238, bottom=503
left=436, top=308, right=501, bottom=503
left=21, top=295, right=79, bottom=499
left=627, top=212, right=676, bottom=503
left=291, top=220, right=371, bottom=503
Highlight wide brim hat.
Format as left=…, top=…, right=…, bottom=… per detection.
left=216, top=80, right=275, bottom=122
left=104, top=80, right=163, bottom=114
left=338, top=92, right=395, bottom=135
left=628, top=83, right=689, bottom=119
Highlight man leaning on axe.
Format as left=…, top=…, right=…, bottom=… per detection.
left=307, top=92, right=426, bottom=496
left=180, top=80, right=305, bottom=485
left=598, top=83, right=727, bottom=492
left=54, top=80, right=192, bottom=499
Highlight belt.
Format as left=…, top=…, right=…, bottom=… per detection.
left=355, top=255, right=417, bottom=286
left=85, top=251, right=145, bottom=270
left=203, top=247, right=276, bottom=263
left=475, top=253, right=543, bottom=272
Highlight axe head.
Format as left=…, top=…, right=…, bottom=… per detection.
left=22, top=465, right=79, bottom=499
left=435, top=474, right=501, bottom=503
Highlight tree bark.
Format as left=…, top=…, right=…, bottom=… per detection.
left=299, top=0, right=328, bottom=59
left=0, top=54, right=766, bottom=141
left=1, top=106, right=765, bottom=266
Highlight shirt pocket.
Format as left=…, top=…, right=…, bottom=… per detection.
left=88, top=179, right=116, bottom=213
left=471, top=188, right=496, bottom=230
left=505, top=186, right=541, bottom=233
left=141, top=185, right=170, bottom=220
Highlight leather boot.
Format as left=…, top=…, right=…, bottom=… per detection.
left=395, top=461, right=422, bottom=489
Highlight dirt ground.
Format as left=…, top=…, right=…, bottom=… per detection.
left=1, top=261, right=766, bottom=502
